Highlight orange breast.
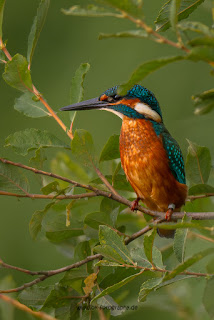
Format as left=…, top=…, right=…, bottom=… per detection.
left=120, top=117, right=187, bottom=212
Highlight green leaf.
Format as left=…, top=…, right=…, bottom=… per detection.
left=143, top=229, right=156, bottom=265
left=131, top=247, right=152, bottom=268
left=188, top=37, right=214, bottom=48
left=70, top=63, right=90, bottom=105
left=29, top=202, right=56, bottom=240
left=170, top=0, right=181, bottom=30
left=156, top=274, right=194, bottom=290
left=14, top=92, right=50, bottom=118
left=101, top=0, right=143, bottom=19
left=43, top=212, right=84, bottom=243
left=44, top=285, right=75, bottom=309
left=203, top=277, right=214, bottom=318
left=0, top=276, right=16, bottom=320
left=138, top=277, right=163, bottom=302
left=51, top=152, right=89, bottom=187
left=119, top=56, right=184, bottom=95
left=3, top=54, right=33, bottom=92
left=188, top=184, right=214, bottom=195
left=173, top=215, right=189, bottom=263
left=187, top=46, right=214, bottom=62
left=152, top=246, right=164, bottom=269
left=154, top=221, right=207, bottom=231
left=186, top=140, right=211, bottom=184
left=59, top=268, right=88, bottom=288
left=71, top=129, right=95, bottom=165
left=164, top=247, right=214, bottom=281
left=0, top=0, right=5, bottom=38
left=18, top=285, right=53, bottom=311
left=41, top=181, right=60, bottom=195
left=94, top=244, right=127, bottom=264
left=99, top=225, right=134, bottom=265
left=84, top=211, right=113, bottom=230
left=155, top=0, right=205, bottom=32
left=192, top=88, right=214, bottom=115
left=61, top=4, right=122, bottom=18
left=5, top=128, right=69, bottom=156
left=68, top=63, right=90, bottom=125
left=27, top=0, right=50, bottom=65
left=99, top=30, right=148, bottom=40
left=0, top=161, right=29, bottom=194
left=96, top=294, right=124, bottom=316
left=91, top=271, right=143, bottom=304
left=178, top=21, right=214, bottom=37
left=100, top=198, right=120, bottom=227
left=99, top=134, right=120, bottom=162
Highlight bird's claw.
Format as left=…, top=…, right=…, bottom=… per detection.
left=165, top=208, right=173, bottom=221
left=165, top=204, right=175, bottom=221
left=131, top=198, right=140, bottom=211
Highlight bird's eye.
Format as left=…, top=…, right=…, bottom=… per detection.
left=107, top=96, right=114, bottom=102
left=107, top=94, right=121, bottom=103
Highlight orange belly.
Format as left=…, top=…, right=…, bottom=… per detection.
left=120, top=117, right=187, bottom=212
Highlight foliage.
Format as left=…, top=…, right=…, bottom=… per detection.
left=0, top=0, right=214, bottom=320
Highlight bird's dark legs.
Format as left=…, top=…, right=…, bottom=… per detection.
left=165, top=203, right=175, bottom=221
left=131, top=197, right=140, bottom=211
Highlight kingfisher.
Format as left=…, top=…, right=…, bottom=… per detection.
left=61, top=85, right=187, bottom=237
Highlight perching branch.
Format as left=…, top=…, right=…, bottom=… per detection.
left=1, top=157, right=214, bottom=221
left=0, top=294, right=57, bottom=320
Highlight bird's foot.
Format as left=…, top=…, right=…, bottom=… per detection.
left=165, top=204, right=175, bottom=221
left=131, top=197, right=140, bottom=211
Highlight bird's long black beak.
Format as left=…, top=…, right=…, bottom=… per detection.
left=60, top=97, right=110, bottom=111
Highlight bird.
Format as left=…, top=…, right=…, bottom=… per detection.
left=61, top=84, right=187, bottom=237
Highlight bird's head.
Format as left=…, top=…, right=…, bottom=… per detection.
left=60, top=84, right=162, bottom=123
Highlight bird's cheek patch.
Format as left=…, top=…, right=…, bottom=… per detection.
left=134, top=102, right=161, bottom=122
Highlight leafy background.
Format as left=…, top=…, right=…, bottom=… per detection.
left=0, top=0, right=214, bottom=319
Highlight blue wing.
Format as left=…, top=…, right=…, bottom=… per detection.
left=161, top=128, right=186, bottom=185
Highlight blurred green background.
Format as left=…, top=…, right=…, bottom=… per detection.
left=0, top=0, right=214, bottom=319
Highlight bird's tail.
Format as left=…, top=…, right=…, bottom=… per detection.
left=157, top=206, right=179, bottom=238
left=157, top=227, right=175, bottom=238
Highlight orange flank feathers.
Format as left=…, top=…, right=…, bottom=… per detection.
left=120, top=117, right=187, bottom=214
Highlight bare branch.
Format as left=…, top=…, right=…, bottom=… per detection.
left=0, top=294, right=57, bottom=320
left=125, top=218, right=164, bottom=244
left=188, top=194, right=214, bottom=200
left=0, top=190, right=97, bottom=200
left=93, top=165, right=121, bottom=198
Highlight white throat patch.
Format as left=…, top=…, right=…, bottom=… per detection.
left=134, top=102, right=161, bottom=122
left=101, top=108, right=123, bottom=119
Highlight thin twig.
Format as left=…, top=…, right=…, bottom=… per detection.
left=125, top=218, right=164, bottom=244
left=120, top=12, right=190, bottom=53
left=188, top=231, right=214, bottom=244
left=0, top=190, right=97, bottom=200
left=0, top=38, right=73, bottom=140
left=0, top=294, right=57, bottom=320
left=93, top=165, right=121, bottom=198
left=188, top=193, right=214, bottom=200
